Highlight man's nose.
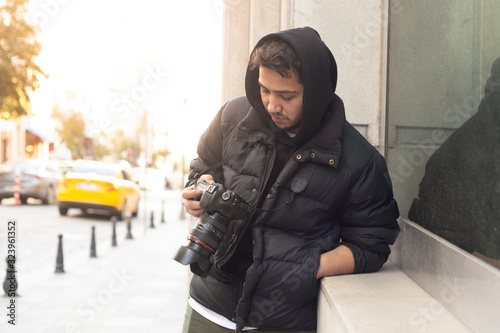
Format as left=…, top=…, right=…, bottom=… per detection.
left=267, top=94, right=281, bottom=113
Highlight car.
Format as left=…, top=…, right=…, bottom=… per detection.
left=0, top=159, right=62, bottom=205
left=57, top=160, right=140, bottom=220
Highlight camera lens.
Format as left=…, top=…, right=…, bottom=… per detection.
left=173, top=212, right=229, bottom=277
left=173, top=181, right=252, bottom=278
left=172, top=244, right=212, bottom=277
left=190, top=213, right=227, bottom=253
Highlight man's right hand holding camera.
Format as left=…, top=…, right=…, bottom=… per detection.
left=181, top=174, right=214, bottom=217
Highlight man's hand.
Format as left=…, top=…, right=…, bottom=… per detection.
left=181, top=174, right=214, bottom=217
left=316, top=244, right=355, bottom=279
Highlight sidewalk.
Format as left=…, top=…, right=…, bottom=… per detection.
left=0, top=191, right=191, bottom=333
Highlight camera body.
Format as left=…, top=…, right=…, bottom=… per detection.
left=197, top=181, right=251, bottom=221
left=173, top=181, right=252, bottom=277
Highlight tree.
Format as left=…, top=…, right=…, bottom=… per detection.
left=152, top=148, right=171, bottom=167
left=51, top=108, right=87, bottom=159
left=110, top=129, right=140, bottom=164
left=93, top=137, right=111, bottom=161
left=0, top=0, right=46, bottom=119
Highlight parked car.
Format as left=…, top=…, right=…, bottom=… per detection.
left=57, top=160, right=140, bottom=220
left=0, top=159, right=62, bottom=204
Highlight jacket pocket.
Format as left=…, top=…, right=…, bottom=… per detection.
left=246, top=247, right=321, bottom=329
left=254, top=245, right=321, bottom=306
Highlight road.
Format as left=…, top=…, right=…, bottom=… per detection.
left=0, top=188, right=190, bottom=297
left=0, top=188, right=193, bottom=332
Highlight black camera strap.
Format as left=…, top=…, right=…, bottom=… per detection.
left=189, top=144, right=318, bottom=215
left=253, top=163, right=318, bottom=213
left=187, top=143, right=256, bottom=187
left=252, top=192, right=296, bottom=213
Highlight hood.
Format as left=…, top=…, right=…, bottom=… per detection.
left=245, top=27, right=345, bottom=151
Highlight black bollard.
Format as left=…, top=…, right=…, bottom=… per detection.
left=55, top=234, right=65, bottom=273
left=125, top=213, right=133, bottom=240
left=150, top=211, right=155, bottom=229
left=111, top=216, right=117, bottom=247
left=161, top=200, right=165, bottom=223
left=90, top=226, right=97, bottom=258
left=3, top=256, right=18, bottom=297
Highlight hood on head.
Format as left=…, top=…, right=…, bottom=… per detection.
left=245, top=27, right=341, bottom=148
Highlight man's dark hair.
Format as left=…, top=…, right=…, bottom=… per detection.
left=249, top=39, right=302, bottom=83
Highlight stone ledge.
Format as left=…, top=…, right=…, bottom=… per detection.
left=317, top=260, right=472, bottom=332
left=391, top=218, right=500, bottom=332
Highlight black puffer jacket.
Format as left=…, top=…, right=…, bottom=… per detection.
left=188, top=27, right=400, bottom=331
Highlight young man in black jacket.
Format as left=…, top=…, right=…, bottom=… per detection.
left=180, top=27, right=400, bottom=332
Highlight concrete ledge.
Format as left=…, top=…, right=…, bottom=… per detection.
left=391, top=218, right=500, bottom=332
left=317, top=261, right=472, bottom=333
left=317, top=217, right=500, bottom=332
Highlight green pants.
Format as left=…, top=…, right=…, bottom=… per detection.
left=182, top=304, right=316, bottom=333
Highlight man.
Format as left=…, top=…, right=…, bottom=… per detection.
left=180, top=27, right=400, bottom=332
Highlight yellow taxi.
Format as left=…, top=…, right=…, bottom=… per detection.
left=57, top=160, right=140, bottom=220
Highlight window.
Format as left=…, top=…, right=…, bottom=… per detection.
left=387, top=1, right=500, bottom=268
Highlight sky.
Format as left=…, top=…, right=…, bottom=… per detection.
left=25, top=0, right=223, bottom=162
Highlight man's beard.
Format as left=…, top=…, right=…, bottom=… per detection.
left=269, top=112, right=301, bottom=132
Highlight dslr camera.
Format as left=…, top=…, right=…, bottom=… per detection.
left=173, top=180, right=252, bottom=277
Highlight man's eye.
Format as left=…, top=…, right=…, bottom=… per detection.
left=261, top=88, right=270, bottom=95
left=282, top=95, right=293, bottom=101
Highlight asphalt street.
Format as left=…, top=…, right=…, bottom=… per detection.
left=0, top=188, right=191, bottom=333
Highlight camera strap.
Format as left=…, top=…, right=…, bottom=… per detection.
left=187, top=143, right=256, bottom=187
left=189, top=144, right=318, bottom=214
left=254, top=163, right=318, bottom=213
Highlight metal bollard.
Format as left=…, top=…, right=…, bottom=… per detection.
left=111, top=216, right=118, bottom=247
left=55, top=234, right=65, bottom=273
left=161, top=200, right=165, bottom=223
left=90, top=226, right=97, bottom=258
left=125, top=213, right=133, bottom=240
left=150, top=211, right=155, bottom=229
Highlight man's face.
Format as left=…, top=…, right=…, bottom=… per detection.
left=259, top=66, right=304, bottom=134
